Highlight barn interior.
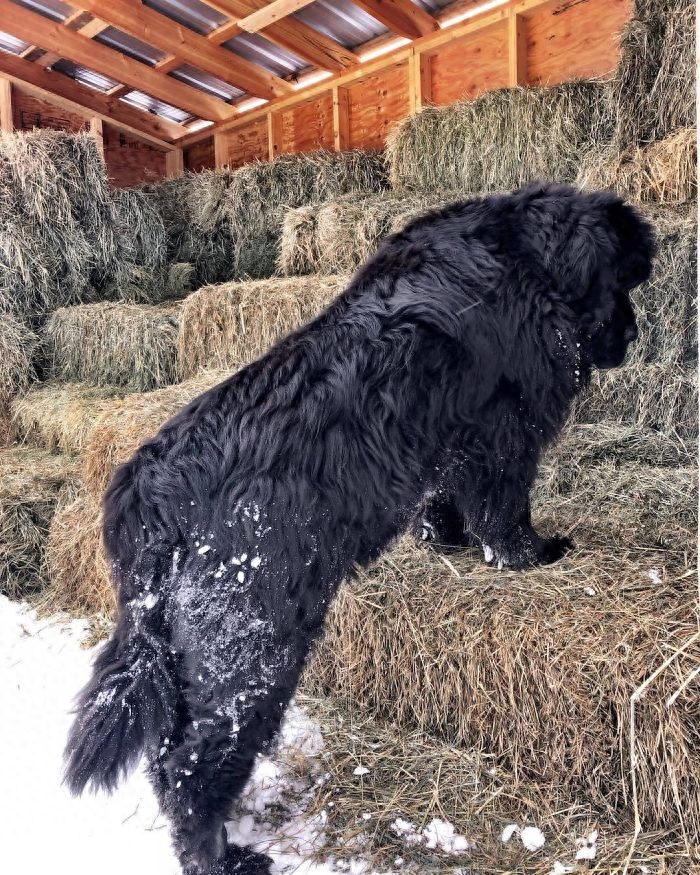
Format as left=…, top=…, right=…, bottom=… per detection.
left=0, top=0, right=697, bottom=871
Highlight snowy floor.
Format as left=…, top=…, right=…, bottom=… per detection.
left=0, top=595, right=385, bottom=875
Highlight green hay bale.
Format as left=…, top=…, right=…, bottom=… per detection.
left=41, top=302, right=181, bottom=391
left=177, top=275, right=347, bottom=379
left=0, top=447, right=80, bottom=597
left=0, top=312, right=36, bottom=410
left=575, top=364, right=697, bottom=438
left=612, top=0, right=695, bottom=146
left=386, top=81, right=611, bottom=194
left=11, top=382, right=126, bottom=455
left=226, top=150, right=388, bottom=279
left=0, top=131, right=116, bottom=316
left=578, top=127, right=697, bottom=205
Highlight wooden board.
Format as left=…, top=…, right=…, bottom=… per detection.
left=185, top=137, right=216, bottom=172
left=279, top=93, right=334, bottom=154
left=428, top=21, right=509, bottom=105
left=103, top=124, right=167, bottom=187
left=217, top=118, right=269, bottom=168
left=13, top=88, right=88, bottom=133
left=346, top=62, right=410, bottom=150
left=525, top=0, right=632, bottom=85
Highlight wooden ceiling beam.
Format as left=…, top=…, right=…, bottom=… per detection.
left=206, top=0, right=359, bottom=71
left=237, top=0, right=318, bottom=32
left=0, top=0, right=233, bottom=120
left=0, top=52, right=182, bottom=145
left=350, top=0, right=439, bottom=39
left=68, top=0, right=291, bottom=99
left=25, top=13, right=110, bottom=69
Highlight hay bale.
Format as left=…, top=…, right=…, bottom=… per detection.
left=386, top=82, right=611, bottom=193
left=82, top=370, right=230, bottom=501
left=177, top=276, right=347, bottom=379
left=0, top=312, right=36, bottom=409
left=41, top=301, right=181, bottom=391
left=548, top=421, right=694, bottom=469
left=578, top=127, right=697, bottom=205
left=575, top=364, right=697, bottom=437
left=304, top=536, right=698, bottom=836
left=612, top=0, right=695, bottom=146
left=42, top=487, right=113, bottom=619
left=0, top=130, right=116, bottom=316
left=226, top=150, right=388, bottom=278
left=142, top=169, right=237, bottom=288
left=0, top=447, right=79, bottom=597
left=11, top=383, right=126, bottom=455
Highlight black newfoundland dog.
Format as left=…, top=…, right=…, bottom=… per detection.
left=65, top=183, right=653, bottom=874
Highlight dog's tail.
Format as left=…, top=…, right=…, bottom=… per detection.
left=63, top=596, right=179, bottom=796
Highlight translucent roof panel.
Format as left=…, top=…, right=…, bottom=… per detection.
left=170, top=64, right=245, bottom=102
left=95, top=26, right=167, bottom=66
left=223, top=32, right=306, bottom=79
left=417, top=0, right=455, bottom=10
left=121, top=90, right=194, bottom=125
left=143, top=0, right=228, bottom=35
left=52, top=59, right=121, bottom=92
left=0, top=31, right=31, bottom=54
left=13, top=0, right=72, bottom=21
left=294, top=0, right=388, bottom=50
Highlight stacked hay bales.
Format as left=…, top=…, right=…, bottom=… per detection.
left=0, top=447, right=79, bottom=597
left=0, top=313, right=36, bottom=412
left=226, top=150, right=388, bottom=278
left=41, top=302, right=181, bottom=391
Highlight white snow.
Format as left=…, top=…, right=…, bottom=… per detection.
left=391, top=817, right=472, bottom=855
left=501, top=823, right=520, bottom=843
left=575, top=829, right=598, bottom=861
left=520, top=826, right=546, bottom=851
left=353, top=765, right=370, bottom=776
left=647, top=568, right=662, bottom=585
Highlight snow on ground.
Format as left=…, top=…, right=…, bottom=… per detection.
left=0, top=595, right=384, bottom=875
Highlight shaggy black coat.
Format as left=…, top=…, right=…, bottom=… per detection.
left=64, top=182, right=654, bottom=875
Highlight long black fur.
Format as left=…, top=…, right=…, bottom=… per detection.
left=65, top=183, right=654, bottom=874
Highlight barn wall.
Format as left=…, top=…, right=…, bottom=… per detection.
left=426, top=21, right=509, bottom=106
left=13, top=87, right=88, bottom=133
left=184, top=137, right=215, bottom=172
left=103, top=125, right=168, bottom=187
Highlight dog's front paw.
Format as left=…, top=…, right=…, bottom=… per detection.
left=536, top=535, right=573, bottom=565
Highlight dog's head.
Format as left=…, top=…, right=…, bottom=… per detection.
left=516, top=184, right=655, bottom=370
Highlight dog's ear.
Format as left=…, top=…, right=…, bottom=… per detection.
left=606, top=199, right=656, bottom=289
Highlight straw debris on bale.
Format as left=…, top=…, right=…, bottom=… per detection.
left=177, top=276, right=347, bottom=379
left=226, top=150, right=388, bottom=279
left=42, top=301, right=181, bottom=391
left=304, top=536, right=698, bottom=838
left=11, top=382, right=126, bottom=455
left=386, top=82, right=611, bottom=193
left=612, top=0, right=695, bottom=146
left=0, top=312, right=36, bottom=410
left=0, top=447, right=79, bottom=597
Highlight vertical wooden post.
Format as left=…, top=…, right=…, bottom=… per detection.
left=1, top=78, right=14, bottom=133
left=267, top=111, right=283, bottom=159
left=90, top=116, right=105, bottom=159
left=214, top=131, right=228, bottom=168
left=332, top=85, right=349, bottom=151
left=166, top=147, right=185, bottom=178
left=409, top=49, right=432, bottom=114
left=508, top=10, right=528, bottom=87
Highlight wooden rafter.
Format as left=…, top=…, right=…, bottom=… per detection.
left=66, top=0, right=292, bottom=99
left=0, top=51, right=182, bottom=145
left=351, top=0, right=439, bottom=39
left=0, top=0, right=233, bottom=121
left=238, top=0, right=318, bottom=32
left=206, top=0, right=359, bottom=71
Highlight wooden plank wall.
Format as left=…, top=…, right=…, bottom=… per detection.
left=13, top=88, right=89, bottom=133
left=212, top=0, right=631, bottom=166
left=103, top=124, right=168, bottom=187
left=185, top=137, right=216, bottom=172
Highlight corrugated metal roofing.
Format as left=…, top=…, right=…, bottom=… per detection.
left=52, top=59, right=121, bottom=92
left=13, top=0, right=72, bottom=22
left=0, top=31, right=30, bottom=54
left=171, top=64, right=245, bottom=101
left=143, top=0, right=228, bottom=36
left=294, top=0, right=388, bottom=50
left=95, top=26, right=167, bottom=66
left=121, top=89, right=195, bottom=124
left=223, top=32, right=307, bottom=79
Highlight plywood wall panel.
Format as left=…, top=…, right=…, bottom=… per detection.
left=104, top=125, right=167, bottom=187
left=13, top=88, right=88, bottom=133
left=185, top=137, right=215, bottom=172
left=217, top=118, right=268, bottom=168
left=347, top=62, right=410, bottom=150
left=525, top=0, right=632, bottom=86
left=280, top=93, right=334, bottom=154
left=428, top=22, right=509, bottom=105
